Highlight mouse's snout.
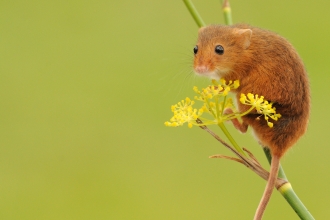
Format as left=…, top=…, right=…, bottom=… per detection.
left=194, top=65, right=209, bottom=74
left=193, top=63, right=220, bottom=80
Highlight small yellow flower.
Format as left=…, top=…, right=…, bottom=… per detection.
left=233, top=80, right=240, bottom=89
left=223, top=86, right=230, bottom=96
left=164, top=97, right=203, bottom=128
left=240, top=93, right=281, bottom=127
left=267, top=122, right=273, bottom=128
left=194, top=79, right=239, bottom=101
left=219, top=79, right=240, bottom=89
left=219, top=78, right=226, bottom=85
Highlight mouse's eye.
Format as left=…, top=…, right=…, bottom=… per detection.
left=215, top=45, right=224, bottom=55
left=193, top=45, right=198, bottom=54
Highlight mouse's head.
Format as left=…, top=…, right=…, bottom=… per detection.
left=193, top=25, right=252, bottom=80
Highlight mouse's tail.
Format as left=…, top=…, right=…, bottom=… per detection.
left=253, top=154, right=280, bottom=220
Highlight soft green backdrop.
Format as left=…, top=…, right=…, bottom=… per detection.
left=0, top=1, right=329, bottom=219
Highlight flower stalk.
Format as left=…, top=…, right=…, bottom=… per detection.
left=218, top=122, right=245, bottom=155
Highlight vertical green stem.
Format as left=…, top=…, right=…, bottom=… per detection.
left=222, top=0, right=233, bottom=25
left=263, top=148, right=287, bottom=180
left=183, top=0, right=206, bottom=28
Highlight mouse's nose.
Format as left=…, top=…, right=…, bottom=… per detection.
left=194, top=65, right=209, bottom=74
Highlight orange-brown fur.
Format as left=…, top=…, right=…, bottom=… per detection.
left=193, top=24, right=310, bottom=219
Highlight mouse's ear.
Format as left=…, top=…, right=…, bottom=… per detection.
left=234, top=28, right=252, bottom=49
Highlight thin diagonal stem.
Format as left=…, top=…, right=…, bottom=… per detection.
left=183, top=0, right=205, bottom=28
left=218, top=122, right=246, bottom=156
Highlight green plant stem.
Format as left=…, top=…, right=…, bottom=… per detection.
left=263, top=148, right=315, bottom=219
left=182, top=0, right=205, bottom=28
left=222, top=0, right=233, bottom=25
left=218, top=122, right=246, bottom=156
left=278, top=183, right=315, bottom=220
left=263, top=148, right=287, bottom=180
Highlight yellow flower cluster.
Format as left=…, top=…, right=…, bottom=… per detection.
left=164, top=97, right=202, bottom=128
left=240, top=93, right=282, bottom=127
left=194, top=79, right=239, bottom=101
left=165, top=79, right=240, bottom=128
left=165, top=79, right=281, bottom=129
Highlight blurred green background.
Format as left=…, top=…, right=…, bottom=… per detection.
left=0, top=1, right=329, bottom=219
